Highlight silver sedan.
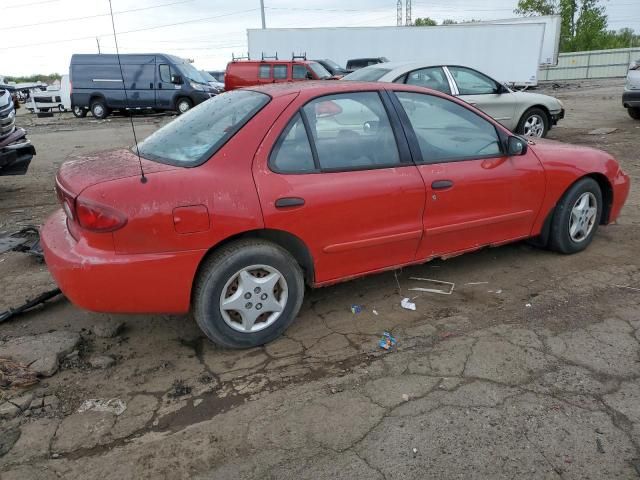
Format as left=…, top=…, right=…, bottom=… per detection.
left=343, top=62, right=565, bottom=138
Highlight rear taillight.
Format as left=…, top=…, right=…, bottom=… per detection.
left=55, top=180, right=76, bottom=221
left=75, top=198, right=127, bottom=232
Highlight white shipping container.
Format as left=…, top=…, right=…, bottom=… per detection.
left=248, top=23, right=546, bottom=86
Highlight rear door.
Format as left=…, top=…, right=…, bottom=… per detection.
left=446, top=66, right=516, bottom=128
left=253, top=91, right=426, bottom=283
left=390, top=90, right=545, bottom=258
left=120, top=58, right=155, bottom=109
left=395, top=66, right=453, bottom=95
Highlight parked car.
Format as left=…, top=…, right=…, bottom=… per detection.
left=345, top=57, right=389, bottom=71
left=42, top=81, right=630, bottom=348
left=0, top=87, right=36, bottom=176
left=313, top=59, right=350, bottom=77
left=207, top=71, right=225, bottom=83
left=623, top=59, right=640, bottom=120
left=343, top=62, right=565, bottom=137
left=224, top=59, right=332, bottom=90
left=199, top=70, right=225, bottom=94
left=70, top=53, right=218, bottom=119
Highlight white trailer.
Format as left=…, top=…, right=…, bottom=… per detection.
left=27, top=75, right=71, bottom=113
left=248, top=23, right=546, bottom=86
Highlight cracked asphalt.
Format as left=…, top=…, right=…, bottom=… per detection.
left=1, top=78, right=639, bottom=479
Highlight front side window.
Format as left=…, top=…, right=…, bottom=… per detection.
left=307, top=62, right=331, bottom=79
left=292, top=65, right=308, bottom=80
left=138, top=90, right=269, bottom=166
left=270, top=113, right=315, bottom=173
left=159, top=64, right=171, bottom=83
left=405, top=67, right=451, bottom=94
left=273, top=65, right=288, bottom=80
left=395, top=91, right=501, bottom=163
left=259, top=64, right=271, bottom=79
left=448, top=66, right=499, bottom=95
left=302, top=92, right=401, bottom=171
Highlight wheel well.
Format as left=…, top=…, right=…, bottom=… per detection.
left=89, top=94, right=106, bottom=106
left=525, top=104, right=551, bottom=124
left=174, top=96, right=192, bottom=108
left=195, top=229, right=315, bottom=286
left=537, top=173, right=614, bottom=244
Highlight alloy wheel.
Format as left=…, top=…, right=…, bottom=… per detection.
left=568, top=192, right=597, bottom=242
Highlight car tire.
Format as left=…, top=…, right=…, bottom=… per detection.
left=193, top=239, right=305, bottom=348
left=72, top=105, right=87, bottom=118
left=627, top=107, right=640, bottom=120
left=176, top=97, right=192, bottom=114
left=517, top=107, right=549, bottom=138
left=90, top=99, right=110, bottom=119
left=548, top=177, right=602, bottom=254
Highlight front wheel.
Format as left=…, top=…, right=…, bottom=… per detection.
left=627, top=107, right=640, bottom=120
left=176, top=97, right=192, bottom=114
left=548, top=177, right=602, bottom=254
left=517, top=107, right=549, bottom=138
left=193, top=240, right=305, bottom=348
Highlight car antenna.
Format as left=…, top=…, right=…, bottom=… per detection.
left=107, top=0, right=147, bottom=184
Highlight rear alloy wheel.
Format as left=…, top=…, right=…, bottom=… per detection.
left=627, top=107, right=640, bottom=120
left=517, top=107, right=549, bottom=138
left=91, top=100, right=110, bottom=119
left=72, top=105, right=87, bottom=118
left=549, top=177, right=602, bottom=254
left=194, top=240, right=304, bottom=348
left=176, top=98, right=192, bottom=114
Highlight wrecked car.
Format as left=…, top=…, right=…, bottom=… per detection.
left=41, top=82, right=630, bottom=348
left=0, top=86, right=36, bottom=176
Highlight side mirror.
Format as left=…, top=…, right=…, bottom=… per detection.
left=507, top=135, right=528, bottom=156
left=496, top=83, right=509, bottom=94
left=306, top=71, right=314, bottom=80
left=171, top=74, right=183, bottom=85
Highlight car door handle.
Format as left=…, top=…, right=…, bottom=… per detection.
left=431, top=180, right=454, bottom=190
left=275, top=197, right=305, bottom=209
left=150, top=82, right=153, bottom=89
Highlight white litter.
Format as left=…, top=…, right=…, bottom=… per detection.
left=372, top=309, right=379, bottom=316
left=401, top=298, right=416, bottom=311
left=525, top=303, right=532, bottom=308
left=402, top=393, right=410, bottom=402
left=78, top=398, right=127, bottom=416
left=465, top=282, right=489, bottom=285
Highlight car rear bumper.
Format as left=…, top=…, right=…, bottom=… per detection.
left=41, top=210, right=205, bottom=314
left=622, top=90, right=640, bottom=108
left=609, top=168, right=631, bottom=224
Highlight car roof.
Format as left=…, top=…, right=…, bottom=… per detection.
left=230, top=59, right=315, bottom=65
left=245, top=81, right=389, bottom=97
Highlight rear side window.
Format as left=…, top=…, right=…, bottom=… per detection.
left=138, top=90, right=270, bottom=166
left=273, top=65, right=288, bottom=79
left=405, top=67, right=451, bottom=94
left=259, top=64, right=271, bottom=79
left=270, top=113, right=315, bottom=173
left=292, top=65, right=308, bottom=80
left=303, top=92, right=401, bottom=171
left=159, top=64, right=171, bottom=83
left=395, top=91, right=501, bottom=163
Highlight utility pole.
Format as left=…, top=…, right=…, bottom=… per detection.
left=397, top=0, right=402, bottom=27
left=405, top=0, right=412, bottom=26
left=260, top=0, right=266, bottom=29
left=96, top=37, right=101, bottom=53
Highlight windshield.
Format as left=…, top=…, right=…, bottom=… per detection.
left=200, top=71, right=215, bottom=82
left=308, top=62, right=332, bottom=79
left=177, top=62, right=207, bottom=84
left=322, top=59, right=343, bottom=70
left=342, top=67, right=392, bottom=82
left=137, top=90, right=270, bottom=166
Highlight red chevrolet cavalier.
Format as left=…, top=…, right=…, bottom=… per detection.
left=42, top=82, right=630, bottom=348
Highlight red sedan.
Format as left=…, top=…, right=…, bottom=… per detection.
left=42, top=82, right=630, bottom=348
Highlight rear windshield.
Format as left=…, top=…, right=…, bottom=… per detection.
left=342, top=67, right=392, bottom=82
left=137, top=90, right=269, bottom=166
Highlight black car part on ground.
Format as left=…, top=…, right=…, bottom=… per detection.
left=0, top=288, right=63, bottom=323
left=0, top=88, right=35, bottom=176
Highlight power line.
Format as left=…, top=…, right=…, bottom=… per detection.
left=5, top=0, right=63, bottom=8
left=0, top=8, right=260, bottom=50
left=0, top=0, right=195, bottom=31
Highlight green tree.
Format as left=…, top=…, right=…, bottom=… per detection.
left=414, top=17, right=438, bottom=26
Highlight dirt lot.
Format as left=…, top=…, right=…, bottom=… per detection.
left=1, top=78, right=639, bottom=479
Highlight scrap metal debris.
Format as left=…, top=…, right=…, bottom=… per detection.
left=408, top=277, right=455, bottom=295
left=378, top=331, right=397, bottom=351
left=78, top=398, right=127, bottom=416
left=0, top=358, right=38, bottom=389
left=350, top=304, right=362, bottom=314
left=0, top=226, right=43, bottom=259
left=0, top=288, right=63, bottom=323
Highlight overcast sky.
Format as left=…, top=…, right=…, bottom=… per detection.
left=2, top=0, right=639, bottom=76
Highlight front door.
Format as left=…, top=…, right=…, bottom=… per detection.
left=157, top=63, right=179, bottom=109
left=391, top=90, right=545, bottom=259
left=253, top=91, right=426, bottom=284
left=446, top=66, right=517, bottom=129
